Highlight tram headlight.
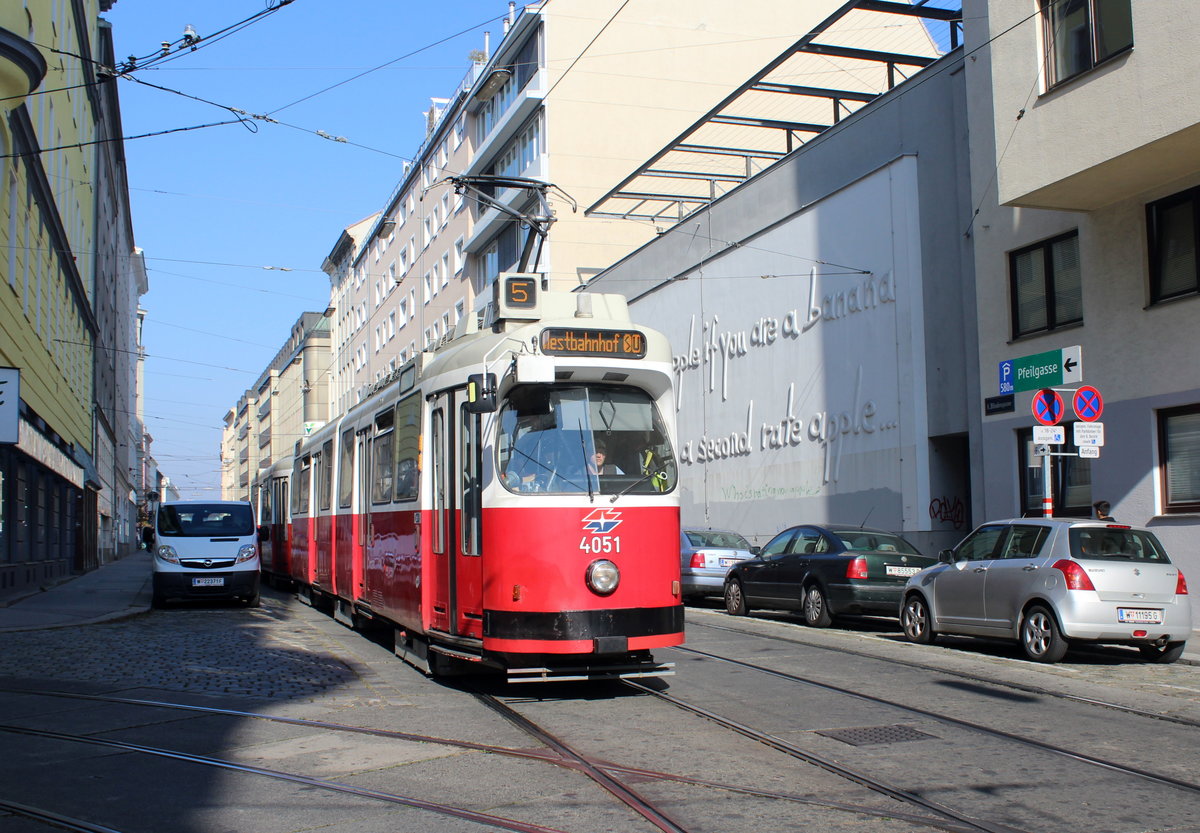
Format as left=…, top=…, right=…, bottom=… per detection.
left=156, top=544, right=179, bottom=564
left=586, top=559, right=620, bottom=596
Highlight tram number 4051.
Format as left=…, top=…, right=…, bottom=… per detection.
left=580, top=536, right=621, bottom=554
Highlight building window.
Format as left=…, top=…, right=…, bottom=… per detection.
left=1159, top=404, right=1200, bottom=514
left=1018, top=426, right=1092, bottom=517
left=1041, top=0, right=1133, bottom=88
left=1147, top=185, right=1199, bottom=304
left=1010, top=231, right=1082, bottom=338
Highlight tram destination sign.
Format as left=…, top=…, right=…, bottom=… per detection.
left=540, top=328, right=647, bottom=359
left=998, top=345, right=1082, bottom=394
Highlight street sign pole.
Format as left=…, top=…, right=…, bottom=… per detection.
left=1042, top=454, right=1053, bottom=518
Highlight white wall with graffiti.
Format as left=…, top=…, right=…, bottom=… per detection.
left=586, top=50, right=978, bottom=551
left=626, top=159, right=931, bottom=543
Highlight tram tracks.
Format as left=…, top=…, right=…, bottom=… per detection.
left=688, top=617, right=1200, bottom=730
left=667, top=644, right=1200, bottom=798
left=5, top=619, right=1199, bottom=833
left=0, top=686, right=1010, bottom=833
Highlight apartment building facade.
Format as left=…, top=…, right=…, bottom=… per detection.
left=964, top=0, right=1200, bottom=617
left=320, top=0, right=939, bottom=417
left=1, top=0, right=144, bottom=601
left=221, top=312, right=331, bottom=503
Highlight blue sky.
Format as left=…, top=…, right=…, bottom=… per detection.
left=105, top=0, right=510, bottom=497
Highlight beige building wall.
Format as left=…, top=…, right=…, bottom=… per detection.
left=986, top=1, right=1200, bottom=211
left=530, top=0, right=940, bottom=287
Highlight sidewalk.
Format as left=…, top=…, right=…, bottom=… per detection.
left=0, top=551, right=152, bottom=632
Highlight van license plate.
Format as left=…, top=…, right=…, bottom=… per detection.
left=1117, top=608, right=1161, bottom=624
left=192, top=577, right=225, bottom=587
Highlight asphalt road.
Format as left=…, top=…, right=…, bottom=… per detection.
left=2, top=591, right=1198, bottom=833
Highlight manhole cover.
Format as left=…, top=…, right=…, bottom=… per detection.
left=816, top=724, right=936, bottom=746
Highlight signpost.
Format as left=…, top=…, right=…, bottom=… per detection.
left=998, top=345, right=1082, bottom=395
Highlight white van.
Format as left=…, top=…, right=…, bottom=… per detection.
left=144, top=499, right=263, bottom=607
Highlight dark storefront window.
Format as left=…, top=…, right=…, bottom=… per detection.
left=1018, top=425, right=1093, bottom=517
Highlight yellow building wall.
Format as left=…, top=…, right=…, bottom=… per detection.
left=0, top=0, right=101, bottom=452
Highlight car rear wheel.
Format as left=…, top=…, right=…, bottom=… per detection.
left=901, top=594, right=936, bottom=644
left=1020, top=605, right=1068, bottom=663
left=802, top=584, right=832, bottom=628
left=724, top=580, right=749, bottom=616
left=1138, top=641, right=1186, bottom=664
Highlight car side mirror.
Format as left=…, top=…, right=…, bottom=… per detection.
left=750, top=546, right=761, bottom=555
left=938, top=549, right=955, bottom=564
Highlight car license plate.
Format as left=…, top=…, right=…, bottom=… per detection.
left=1117, top=608, right=1162, bottom=624
left=719, top=558, right=739, bottom=567
left=192, top=577, right=225, bottom=587
left=886, top=565, right=920, bottom=577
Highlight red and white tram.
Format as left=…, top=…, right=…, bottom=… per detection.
left=263, top=277, right=684, bottom=682
left=254, top=454, right=294, bottom=589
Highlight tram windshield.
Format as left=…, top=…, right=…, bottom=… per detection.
left=498, top=384, right=677, bottom=496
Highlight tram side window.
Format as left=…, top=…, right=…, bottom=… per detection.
left=319, top=440, right=333, bottom=511
left=394, top=393, right=421, bottom=502
left=372, top=431, right=395, bottom=504
left=292, top=456, right=312, bottom=515
left=338, top=429, right=353, bottom=509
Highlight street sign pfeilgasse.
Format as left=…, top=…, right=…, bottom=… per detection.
left=998, top=345, right=1082, bottom=395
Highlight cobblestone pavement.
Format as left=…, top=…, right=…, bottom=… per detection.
left=0, top=595, right=362, bottom=699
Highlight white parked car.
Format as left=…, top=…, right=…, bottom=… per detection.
left=900, top=518, right=1191, bottom=663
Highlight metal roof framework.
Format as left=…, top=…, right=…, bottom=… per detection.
left=586, top=0, right=963, bottom=223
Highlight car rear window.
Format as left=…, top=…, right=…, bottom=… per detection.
left=1069, top=528, right=1172, bottom=563
left=686, top=530, right=750, bottom=549
left=158, top=504, right=255, bottom=537
left=830, top=531, right=922, bottom=555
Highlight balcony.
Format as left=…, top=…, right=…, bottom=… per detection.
left=464, top=70, right=546, bottom=179
left=0, top=27, right=46, bottom=112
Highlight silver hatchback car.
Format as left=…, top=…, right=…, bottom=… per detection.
left=900, top=518, right=1191, bottom=663
left=681, top=528, right=756, bottom=601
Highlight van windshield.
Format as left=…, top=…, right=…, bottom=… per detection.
left=158, top=504, right=255, bottom=537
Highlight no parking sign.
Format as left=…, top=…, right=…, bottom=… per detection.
left=1031, top=388, right=1064, bottom=426
left=1072, top=385, right=1103, bottom=422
